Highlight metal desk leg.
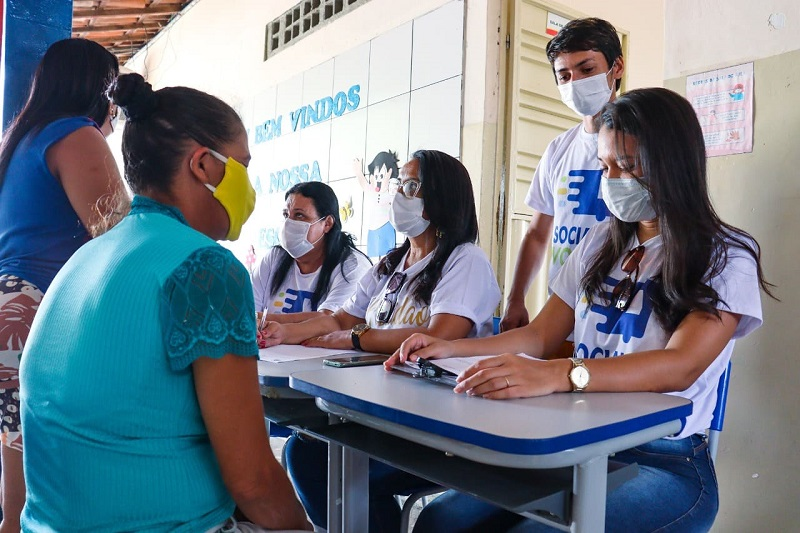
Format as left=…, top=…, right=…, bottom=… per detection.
left=342, top=446, right=369, bottom=532
left=327, top=441, right=343, bottom=533
left=572, top=455, right=608, bottom=533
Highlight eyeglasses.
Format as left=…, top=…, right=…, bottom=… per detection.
left=376, top=272, right=407, bottom=324
left=611, top=245, right=645, bottom=311
left=396, top=179, right=422, bottom=198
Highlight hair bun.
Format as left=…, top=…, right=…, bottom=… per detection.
left=111, top=73, right=158, bottom=122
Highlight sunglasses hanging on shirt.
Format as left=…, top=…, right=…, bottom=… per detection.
left=376, top=272, right=408, bottom=324
left=611, top=245, right=645, bottom=311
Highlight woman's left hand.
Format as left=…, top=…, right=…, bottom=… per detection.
left=302, top=329, right=354, bottom=349
left=454, top=354, right=568, bottom=399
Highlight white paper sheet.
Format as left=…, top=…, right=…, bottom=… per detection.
left=258, top=345, right=359, bottom=363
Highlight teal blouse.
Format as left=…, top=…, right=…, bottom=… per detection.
left=20, top=195, right=258, bottom=532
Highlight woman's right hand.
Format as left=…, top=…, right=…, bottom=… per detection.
left=384, top=333, right=455, bottom=369
left=259, top=322, right=285, bottom=348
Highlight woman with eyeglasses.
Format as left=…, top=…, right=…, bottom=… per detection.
left=19, top=73, right=311, bottom=532
left=262, top=149, right=501, bottom=532
left=251, top=181, right=371, bottom=328
left=392, top=88, right=774, bottom=532
left=0, top=38, right=127, bottom=531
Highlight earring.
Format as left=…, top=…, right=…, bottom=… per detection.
left=436, top=228, right=445, bottom=239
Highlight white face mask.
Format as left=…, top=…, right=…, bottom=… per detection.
left=601, top=177, right=656, bottom=222
left=279, top=217, right=324, bottom=259
left=558, top=68, right=614, bottom=117
left=389, top=194, right=430, bottom=237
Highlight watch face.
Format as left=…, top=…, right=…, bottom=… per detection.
left=570, top=366, right=590, bottom=389
left=353, top=323, right=369, bottom=335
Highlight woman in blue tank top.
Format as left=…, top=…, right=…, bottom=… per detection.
left=0, top=38, right=125, bottom=530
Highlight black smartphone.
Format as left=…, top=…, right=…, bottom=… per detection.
left=323, top=354, right=389, bottom=368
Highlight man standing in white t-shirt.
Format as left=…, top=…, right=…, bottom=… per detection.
left=501, top=18, right=625, bottom=334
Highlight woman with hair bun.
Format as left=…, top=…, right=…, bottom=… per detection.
left=19, top=73, right=311, bottom=531
left=0, top=38, right=124, bottom=531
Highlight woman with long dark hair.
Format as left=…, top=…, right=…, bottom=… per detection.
left=19, top=73, right=310, bottom=531
left=394, top=88, right=774, bottom=532
left=260, top=150, right=499, bottom=351
left=251, top=181, right=370, bottom=325
left=262, top=150, right=501, bottom=531
left=0, top=38, right=125, bottom=530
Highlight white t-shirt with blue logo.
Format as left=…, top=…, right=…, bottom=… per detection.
left=525, top=124, right=610, bottom=283
left=342, top=243, right=501, bottom=339
left=550, top=223, right=763, bottom=438
left=252, top=246, right=371, bottom=315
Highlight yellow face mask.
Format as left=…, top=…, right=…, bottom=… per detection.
left=206, top=149, right=256, bottom=240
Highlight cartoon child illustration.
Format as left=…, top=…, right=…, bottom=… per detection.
left=355, top=150, right=400, bottom=258
left=729, top=83, right=744, bottom=101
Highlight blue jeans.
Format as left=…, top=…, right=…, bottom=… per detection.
left=413, top=434, right=718, bottom=533
left=284, top=433, right=435, bottom=533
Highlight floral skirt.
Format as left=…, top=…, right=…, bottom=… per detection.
left=0, top=274, right=43, bottom=451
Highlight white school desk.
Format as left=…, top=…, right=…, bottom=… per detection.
left=258, top=356, right=330, bottom=399
left=256, top=347, right=387, bottom=433
left=289, top=365, right=693, bottom=533
left=257, top=347, right=385, bottom=397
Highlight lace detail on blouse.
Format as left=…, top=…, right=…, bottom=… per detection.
left=160, top=246, right=257, bottom=370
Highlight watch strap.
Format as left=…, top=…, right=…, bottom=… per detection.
left=351, top=325, right=369, bottom=351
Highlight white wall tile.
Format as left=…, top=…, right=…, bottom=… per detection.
left=408, top=76, right=462, bottom=157
left=302, top=59, right=334, bottom=104
left=299, top=120, right=332, bottom=183
left=334, top=42, right=370, bottom=112
left=366, top=93, right=411, bottom=167
left=275, top=74, right=304, bottom=137
left=411, top=0, right=465, bottom=90
left=328, top=177, right=366, bottom=246
left=329, top=107, right=368, bottom=182
left=367, top=22, right=412, bottom=105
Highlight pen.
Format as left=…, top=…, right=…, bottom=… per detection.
left=259, top=307, right=268, bottom=331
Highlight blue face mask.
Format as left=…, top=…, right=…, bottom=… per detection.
left=601, top=176, right=656, bottom=222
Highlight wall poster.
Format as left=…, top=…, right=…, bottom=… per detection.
left=235, top=0, right=465, bottom=264
left=686, top=62, right=754, bottom=158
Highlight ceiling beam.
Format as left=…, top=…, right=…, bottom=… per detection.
left=73, top=6, right=180, bottom=19
left=90, top=37, right=149, bottom=46
left=73, top=23, right=162, bottom=33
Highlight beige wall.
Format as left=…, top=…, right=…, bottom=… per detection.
left=129, top=0, right=451, bottom=103
left=665, top=0, right=800, bottom=79
left=665, top=2, right=799, bottom=531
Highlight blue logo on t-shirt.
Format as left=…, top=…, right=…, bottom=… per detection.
left=590, top=278, right=654, bottom=343
left=567, top=169, right=609, bottom=222
left=278, top=288, right=314, bottom=313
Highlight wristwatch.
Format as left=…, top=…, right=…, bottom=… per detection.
left=351, top=323, right=371, bottom=351
left=569, top=358, right=590, bottom=392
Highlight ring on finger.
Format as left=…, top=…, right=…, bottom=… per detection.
left=504, top=377, right=511, bottom=388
